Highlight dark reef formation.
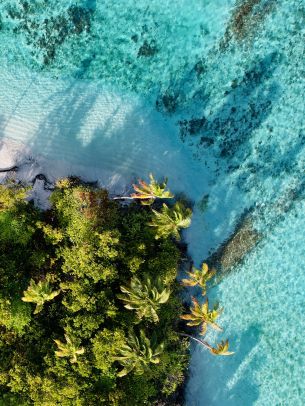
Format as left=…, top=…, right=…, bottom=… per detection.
left=5, top=1, right=92, bottom=66
left=207, top=211, right=262, bottom=275
left=220, top=0, right=277, bottom=49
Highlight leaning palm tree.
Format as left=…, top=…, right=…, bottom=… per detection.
left=114, top=330, right=164, bottom=377
left=210, top=340, right=234, bottom=356
left=54, top=334, right=85, bottom=363
left=181, top=263, right=216, bottom=295
left=178, top=333, right=234, bottom=356
left=180, top=297, right=223, bottom=335
left=118, top=276, right=170, bottom=323
left=131, top=173, right=174, bottom=205
left=149, top=202, right=192, bottom=240
left=21, top=279, right=60, bottom=314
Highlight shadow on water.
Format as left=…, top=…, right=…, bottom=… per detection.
left=186, top=324, right=263, bottom=406
left=21, top=72, right=206, bottom=200
left=33, top=80, right=99, bottom=158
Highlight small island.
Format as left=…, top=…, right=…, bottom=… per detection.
left=0, top=174, right=232, bottom=405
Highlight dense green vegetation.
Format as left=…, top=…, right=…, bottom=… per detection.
left=0, top=177, right=190, bottom=405
left=0, top=175, right=233, bottom=405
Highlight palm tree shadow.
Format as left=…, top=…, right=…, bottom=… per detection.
left=28, top=80, right=99, bottom=159
left=186, top=324, right=263, bottom=406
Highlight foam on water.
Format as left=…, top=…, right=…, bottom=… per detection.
left=0, top=1, right=304, bottom=405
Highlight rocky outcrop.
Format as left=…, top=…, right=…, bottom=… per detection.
left=0, top=165, right=18, bottom=173
left=207, top=211, right=262, bottom=275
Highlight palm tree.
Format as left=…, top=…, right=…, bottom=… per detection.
left=54, top=334, right=85, bottom=363
left=210, top=340, right=234, bottom=356
left=149, top=202, right=192, bottom=240
left=131, top=173, right=174, bottom=205
left=181, top=263, right=215, bottom=295
left=117, top=276, right=170, bottom=323
left=114, top=330, right=164, bottom=377
left=180, top=297, right=223, bottom=335
left=22, top=279, right=60, bottom=314
left=178, top=333, right=234, bottom=356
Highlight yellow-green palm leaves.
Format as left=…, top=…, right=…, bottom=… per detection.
left=181, top=263, right=215, bottom=295
left=118, top=276, right=170, bottom=323
left=22, top=279, right=60, bottom=314
left=54, top=334, right=85, bottom=363
left=210, top=340, right=234, bottom=356
left=149, top=202, right=192, bottom=240
left=180, top=297, right=223, bottom=336
left=114, top=330, right=164, bottom=377
left=131, top=173, right=174, bottom=205
left=178, top=333, right=234, bottom=356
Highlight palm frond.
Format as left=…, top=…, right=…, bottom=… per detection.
left=149, top=202, right=192, bottom=240
left=180, top=296, right=222, bottom=336
left=118, top=276, right=171, bottom=323
left=54, top=335, right=85, bottom=363
left=115, top=330, right=164, bottom=377
left=210, top=340, right=234, bottom=356
left=130, top=174, right=174, bottom=205
left=22, top=279, right=60, bottom=314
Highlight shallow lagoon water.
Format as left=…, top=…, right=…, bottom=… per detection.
left=0, top=1, right=304, bottom=405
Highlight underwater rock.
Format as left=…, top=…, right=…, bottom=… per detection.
left=179, top=117, right=207, bottom=141
left=137, top=39, right=158, bottom=57
left=193, top=60, right=207, bottom=77
left=196, top=194, right=209, bottom=213
left=4, top=2, right=92, bottom=66
left=207, top=211, right=262, bottom=273
left=0, top=165, right=18, bottom=173
left=220, top=0, right=277, bottom=49
left=68, top=5, right=91, bottom=35
left=156, top=91, right=180, bottom=114
left=32, top=173, right=54, bottom=191
left=178, top=52, right=280, bottom=170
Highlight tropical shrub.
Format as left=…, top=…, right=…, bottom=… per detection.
left=114, top=329, right=164, bottom=377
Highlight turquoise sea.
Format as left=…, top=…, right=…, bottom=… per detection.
left=0, top=1, right=304, bottom=405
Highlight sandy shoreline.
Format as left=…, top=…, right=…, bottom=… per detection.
left=0, top=137, right=134, bottom=209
